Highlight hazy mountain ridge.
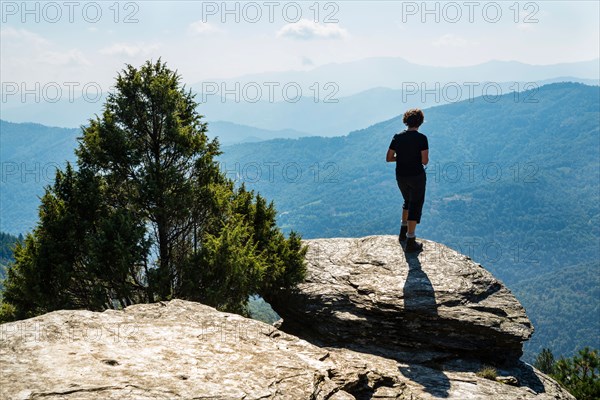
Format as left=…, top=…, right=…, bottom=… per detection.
left=0, top=121, right=80, bottom=235
left=1, top=83, right=598, bottom=361
left=218, top=82, right=599, bottom=250
left=4, top=76, right=597, bottom=136
left=2, top=56, right=598, bottom=134
left=217, top=82, right=600, bottom=360
left=0, top=120, right=305, bottom=234
left=207, top=121, right=310, bottom=145
left=195, top=57, right=600, bottom=97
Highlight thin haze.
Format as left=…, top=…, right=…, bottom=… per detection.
left=1, top=1, right=599, bottom=90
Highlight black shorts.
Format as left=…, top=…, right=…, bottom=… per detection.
left=396, top=172, right=426, bottom=223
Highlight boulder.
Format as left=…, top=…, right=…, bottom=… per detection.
left=0, top=299, right=574, bottom=399
left=266, top=236, right=534, bottom=362
left=0, top=300, right=407, bottom=399
left=0, top=236, right=576, bottom=399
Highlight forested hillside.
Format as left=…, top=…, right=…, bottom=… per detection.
left=219, top=82, right=599, bottom=280
left=0, top=122, right=79, bottom=234
left=513, top=263, right=600, bottom=361
left=218, top=82, right=600, bottom=359
left=1, top=82, right=598, bottom=360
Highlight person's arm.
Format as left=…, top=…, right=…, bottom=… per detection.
left=386, top=148, right=396, bottom=162
left=421, top=149, right=429, bottom=165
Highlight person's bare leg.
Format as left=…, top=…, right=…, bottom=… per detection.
left=399, top=210, right=409, bottom=242
left=407, top=220, right=417, bottom=237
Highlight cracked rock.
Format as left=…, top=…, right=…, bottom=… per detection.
left=266, top=236, right=534, bottom=363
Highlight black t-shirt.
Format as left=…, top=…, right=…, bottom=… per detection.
left=389, top=130, right=429, bottom=177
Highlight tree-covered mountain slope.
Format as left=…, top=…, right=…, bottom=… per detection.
left=218, top=82, right=600, bottom=359
left=1, top=83, right=597, bottom=360
left=219, top=82, right=599, bottom=283
left=513, top=262, right=600, bottom=362
left=0, top=122, right=79, bottom=234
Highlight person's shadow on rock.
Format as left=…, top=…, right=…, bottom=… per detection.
left=399, top=252, right=450, bottom=397
left=398, top=363, right=451, bottom=398
left=403, top=252, right=438, bottom=315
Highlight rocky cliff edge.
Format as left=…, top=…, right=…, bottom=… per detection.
left=0, top=236, right=574, bottom=399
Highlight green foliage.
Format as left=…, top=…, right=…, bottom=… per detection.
left=2, top=165, right=149, bottom=318
left=1, top=60, right=306, bottom=321
left=76, top=59, right=222, bottom=301
left=192, top=217, right=263, bottom=314
left=0, top=301, right=17, bottom=323
left=174, top=184, right=307, bottom=312
left=0, top=232, right=21, bottom=264
left=0, top=231, right=21, bottom=285
left=534, top=348, right=555, bottom=375
left=476, top=366, right=498, bottom=380
left=535, top=347, right=600, bottom=400
left=2, top=82, right=597, bottom=363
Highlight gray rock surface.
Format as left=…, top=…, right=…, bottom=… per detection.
left=0, top=299, right=574, bottom=400
left=1, top=300, right=406, bottom=399
left=266, top=236, right=534, bottom=362
left=0, top=236, right=575, bottom=399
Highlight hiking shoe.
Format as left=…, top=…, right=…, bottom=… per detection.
left=405, top=237, right=423, bottom=252
left=399, top=226, right=408, bottom=242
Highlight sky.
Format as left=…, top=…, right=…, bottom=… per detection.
left=1, top=0, right=599, bottom=94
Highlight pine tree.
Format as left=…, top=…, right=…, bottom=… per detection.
left=1, top=60, right=306, bottom=321
left=553, top=348, right=600, bottom=400
left=533, top=347, right=600, bottom=400
left=2, top=164, right=149, bottom=319
left=534, top=348, right=556, bottom=374
left=76, top=59, right=222, bottom=300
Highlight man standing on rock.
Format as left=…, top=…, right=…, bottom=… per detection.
left=386, top=109, right=429, bottom=252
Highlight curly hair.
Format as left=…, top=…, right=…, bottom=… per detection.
left=403, top=109, right=424, bottom=128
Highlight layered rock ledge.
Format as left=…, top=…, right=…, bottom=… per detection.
left=266, top=236, right=534, bottom=362
left=0, top=299, right=573, bottom=400
left=1, top=300, right=407, bottom=399
left=0, top=236, right=575, bottom=399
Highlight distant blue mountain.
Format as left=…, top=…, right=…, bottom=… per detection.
left=206, top=121, right=309, bottom=145
left=0, top=119, right=309, bottom=234
left=195, top=57, right=600, bottom=97
left=216, top=81, right=599, bottom=361
left=218, top=82, right=599, bottom=285
left=0, top=121, right=79, bottom=235
left=1, top=82, right=598, bottom=362
left=2, top=57, right=598, bottom=134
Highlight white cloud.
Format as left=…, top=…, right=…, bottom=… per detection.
left=277, top=19, right=348, bottom=40
left=432, top=34, right=471, bottom=48
left=1, top=29, right=89, bottom=67
left=188, top=21, right=223, bottom=36
left=0, top=27, right=49, bottom=46
left=99, top=42, right=160, bottom=57
left=37, top=49, right=91, bottom=66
